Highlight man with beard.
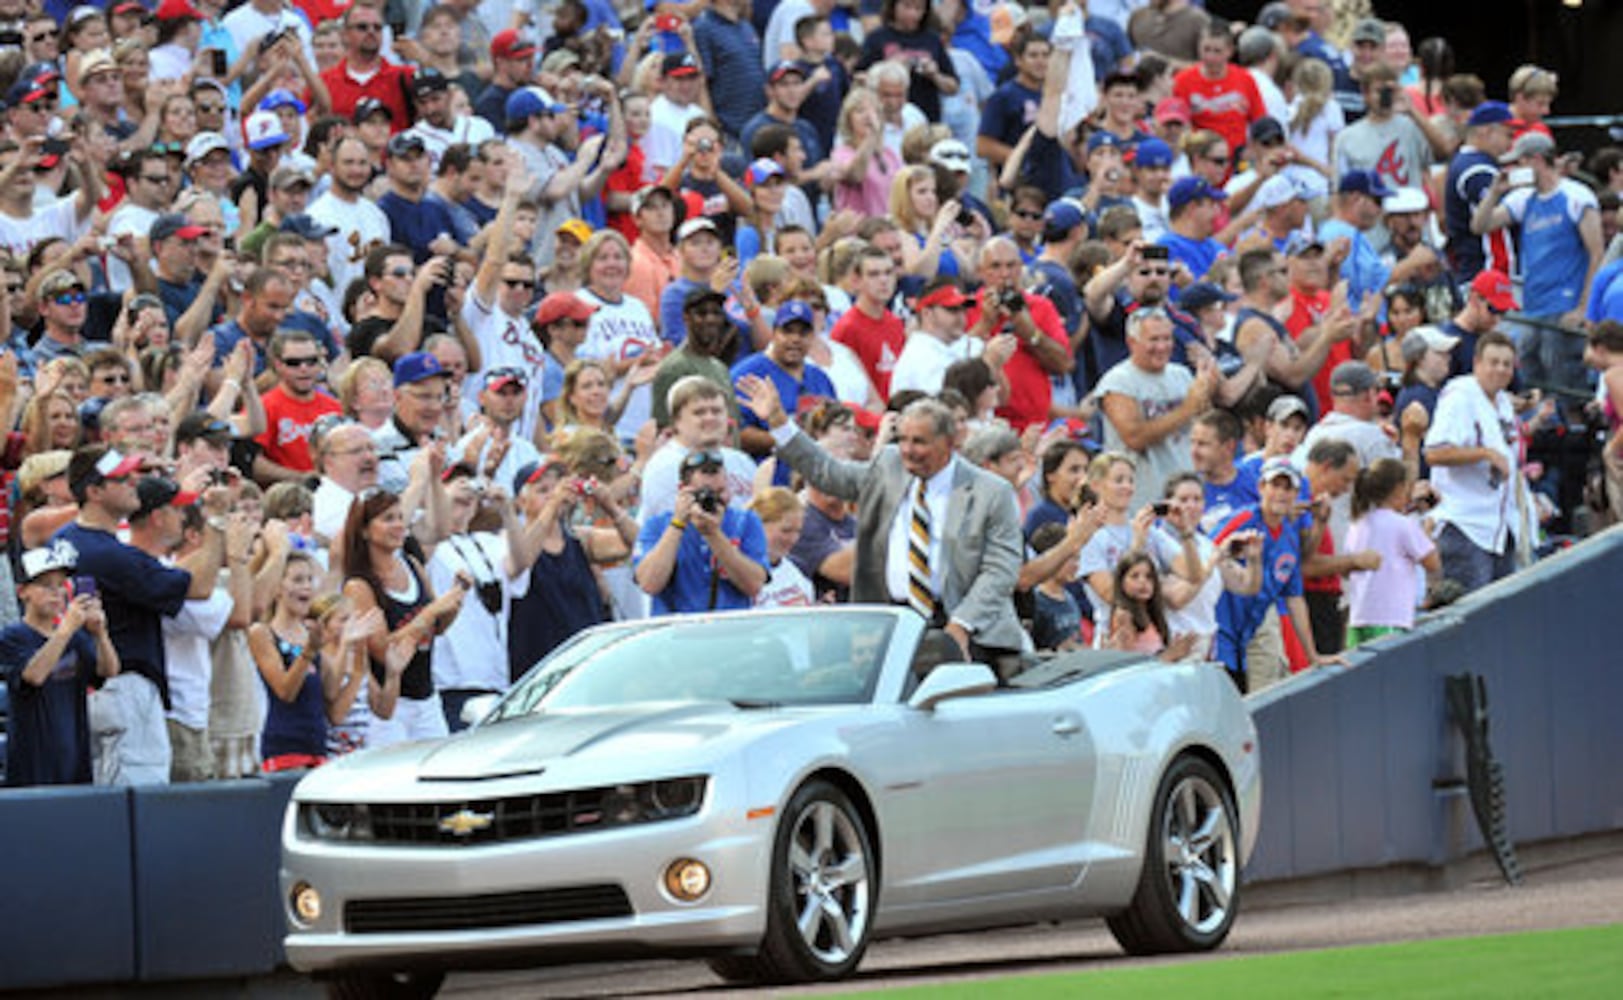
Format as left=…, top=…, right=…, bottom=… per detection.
left=732, top=301, right=837, bottom=478
left=404, top=67, right=496, bottom=169
left=307, top=136, right=391, bottom=305
left=1082, top=241, right=1190, bottom=397
left=1233, top=247, right=1358, bottom=421
left=652, top=288, right=741, bottom=428
left=378, top=133, right=462, bottom=265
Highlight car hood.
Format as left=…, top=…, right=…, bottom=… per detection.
left=297, top=702, right=824, bottom=802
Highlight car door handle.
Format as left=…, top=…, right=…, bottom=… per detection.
left=1051, top=716, right=1081, bottom=736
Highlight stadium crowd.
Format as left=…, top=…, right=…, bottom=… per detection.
left=3, top=0, right=1623, bottom=787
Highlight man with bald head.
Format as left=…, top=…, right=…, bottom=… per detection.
left=312, top=423, right=381, bottom=543
left=963, top=237, right=1074, bottom=431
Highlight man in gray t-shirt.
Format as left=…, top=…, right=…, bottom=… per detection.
left=1095, top=307, right=1217, bottom=512
left=1333, top=65, right=1449, bottom=194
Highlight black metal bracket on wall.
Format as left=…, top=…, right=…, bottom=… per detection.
left=1442, top=672, right=1523, bottom=886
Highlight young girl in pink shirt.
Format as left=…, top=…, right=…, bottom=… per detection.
left=1345, top=458, right=1443, bottom=647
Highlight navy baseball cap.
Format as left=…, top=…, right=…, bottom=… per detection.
left=505, top=86, right=565, bottom=129
left=1133, top=137, right=1174, bottom=169
left=353, top=97, right=392, bottom=124
left=280, top=213, right=339, bottom=240
left=775, top=300, right=816, bottom=329
left=1466, top=101, right=1514, bottom=128
left=1085, top=131, right=1126, bottom=155
left=1043, top=199, right=1087, bottom=235
left=392, top=351, right=447, bottom=387
left=1168, top=176, right=1228, bottom=210
left=1339, top=169, right=1395, bottom=199
left=1179, top=282, right=1237, bottom=312
left=1248, top=116, right=1286, bottom=146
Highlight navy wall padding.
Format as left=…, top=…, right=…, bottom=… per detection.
left=130, top=778, right=294, bottom=981
left=0, top=785, right=135, bottom=990
left=1246, top=528, right=1623, bottom=884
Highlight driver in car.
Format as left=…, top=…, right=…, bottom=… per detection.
left=634, top=450, right=770, bottom=615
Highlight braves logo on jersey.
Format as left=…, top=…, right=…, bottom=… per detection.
left=1374, top=140, right=1412, bottom=187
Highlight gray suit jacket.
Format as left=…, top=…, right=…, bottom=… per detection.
left=779, top=430, right=1026, bottom=651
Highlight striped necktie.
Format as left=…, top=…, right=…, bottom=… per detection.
left=907, top=478, right=936, bottom=620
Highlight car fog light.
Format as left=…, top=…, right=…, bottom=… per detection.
left=292, top=882, right=322, bottom=924
left=664, top=859, right=711, bottom=901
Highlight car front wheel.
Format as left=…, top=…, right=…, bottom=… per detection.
left=710, top=779, right=875, bottom=984
left=1107, top=754, right=1240, bottom=955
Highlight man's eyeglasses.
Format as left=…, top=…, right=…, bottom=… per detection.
left=1137, top=268, right=1170, bottom=278
left=1203, top=155, right=1229, bottom=165
left=51, top=290, right=88, bottom=306
left=96, top=372, right=131, bottom=384
left=279, top=355, right=322, bottom=368
left=502, top=277, right=536, bottom=289
left=327, top=443, right=378, bottom=458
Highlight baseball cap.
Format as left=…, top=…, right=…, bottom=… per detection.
left=681, top=286, right=727, bottom=311
left=928, top=138, right=973, bottom=174
left=1257, top=1, right=1291, bottom=30
left=39, top=269, right=84, bottom=298
left=1466, top=101, right=1514, bottom=128
left=184, top=131, right=230, bottom=166
left=1167, top=175, right=1228, bottom=210
left=663, top=52, right=701, bottom=78
left=1267, top=395, right=1311, bottom=424
left=149, top=212, right=207, bottom=243
left=353, top=97, right=392, bottom=124
left=1350, top=18, right=1387, bottom=45
left=1338, top=169, right=1394, bottom=199
left=540, top=49, right=582, bottom=75
left=768, top=60, right=807, bottom=84
left=1254, top=174, right=1304, bottom=211
left=505, top=86, right=564, bottom=129
left=410, top=67, right=451, bottom=98
left=1500, top=131, right=1556, bottom=164
left=386, top=132, right=428, bottom=157
left=5, top=72, right=56, bottom=108
left=244, top=110, right=290, bottom=150
left=490, top=29, right=538, bottom=62
left=76, top=49, right=118, bottom=88
left=392, top=351, right=447, bottom=387
left=17, top=450, right=72, bottom=498
left=270, top=164, right=315, bottom=190
left=19, top=541, right=77, bottom=584
left=133, top=476, right=201, bottom=520
left=511, top=459, right=549, bottom=493
left=555, top=218, right=593, bottom=244
left=1043, top=199, right=1086, bottom=235
left=680, top=448, right=726, bottom=473
left=1382, top=186, right=1430, bottom=215
left=918, top=283, right=969, bottom=310
left=631, top=185, right=673, bottom=214
left=1401, top=325, right=1461, bottom=364
left=483, top=367, right=528, bottom=392
left=1259, top=456, right=1302, bottom=487
left=1248, top=116, right=1286, bottom=146
left=1132, top=137, right=1174, bottom=169
left=533, top=291, right=598, bottom=328
left=1285, top=233, right=1326, bottom=257
left=775, top=299, right=815, bottom=329
left=259, top=89, right=307, bottom=116
left=175, top=412, right=232, bottom=445
left=1330, top=360, right=1379, bottom=395
left=280, top=213, right=339, bottom=240
left=69, top=446, right=143, bottom=491
left=1179, top=282, right=1237, bottom=312
left=744, top=158, right=786, bottom=188
left=676, top=217, right=720, bottom=242
left=1153, top=97, right=1192, bottom=125
left=1470, top=269, right=1518, bottom=312
left=155, top=0, right=204, bottom=19
left=1085, top=131, right=1126, bottom=156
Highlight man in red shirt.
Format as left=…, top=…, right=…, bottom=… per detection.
left=830, top=246, right=906, bottom=399
left=254, top=329, right=342, bottom=483
left=964, top=237, right=1072, bottom=431
left=1173, top=20, right=1264, bottom=176
left=318, top=4, right=414, bottom=130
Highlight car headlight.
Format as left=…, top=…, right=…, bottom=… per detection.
left=576, top=777, right=708, bottom=829
left=302, top=803, right=373, bottom=841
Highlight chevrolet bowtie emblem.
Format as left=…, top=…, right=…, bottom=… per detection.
left=438, top=808, right=495, bottom=836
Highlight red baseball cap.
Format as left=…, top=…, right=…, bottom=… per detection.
left=154, top=0, right=205, bottom=21
left=533, top=291, right=598, bottom=329
left=1154, top=97, right=1192, bottom=125
left=917, top=284, right=969, bottom=310
left=851, top=408, right=883, bottom=432
left=491, top=29, right=538, bottom=62
left=1470, top=269, right=1518, bottom=313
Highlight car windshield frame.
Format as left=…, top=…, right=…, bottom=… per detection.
left=485, top=610, right=901, bottom=723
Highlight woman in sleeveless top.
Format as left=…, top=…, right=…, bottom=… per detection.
left=248, top=552, right=333, bottom=771
left=312, top=592, right=396, bottom=756
left=340, top=490, right=474, bottom=748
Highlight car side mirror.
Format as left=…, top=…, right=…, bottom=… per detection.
left=908, top=663, right=997, bottom=710
left=461, top=693, right=500, bottom=728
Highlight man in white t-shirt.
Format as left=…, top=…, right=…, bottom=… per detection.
left=450, top=369, right=545, bottom=488
left=1097, top=306, right=1218, bottom=512
left=404, top=67, right=496, bottom=170
left=646, top=53, right=709, bottom=176
left=0, top=137, right=101, bottom=259
left=641, top=375, right=758, bottom=521
left=220, top=0, right=316, bottom=68
left=891, top=279, right=1012, bottom=396
left=306, top=136, right=391, bottom=305
left=1293, top=360, right=1407, bottom=547
left=104, top=149, right=173, bottom=292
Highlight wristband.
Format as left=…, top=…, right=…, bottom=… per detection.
left=669, top=518, right=688, bottom=532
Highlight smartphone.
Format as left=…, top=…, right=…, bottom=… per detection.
left=210, top=49, right=227, bottom=77
left=1077, top=483, right=1099, bottom=508
left=1507, top=166, right=1535, bottom=188
left=1151, top=500, right=1171, bottom=517
left=1378, top=85, right=1395, bottom=111
left=1141, top=245, right=1170, bottom=262
left=71, top=576, right=98, bottom=599
left=655, top=13, right=681, bottom=31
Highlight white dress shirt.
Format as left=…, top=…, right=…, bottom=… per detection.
left=885, top=458, right=957, bottom=605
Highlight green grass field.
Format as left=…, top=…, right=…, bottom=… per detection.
left=852, top=924, right=1623, bottom=998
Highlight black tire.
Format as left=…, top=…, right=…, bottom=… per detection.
left=707, top=779, right=876, bottom=985
left=1106, top=754, right=1241, bottom=955
left=325, top=970, right=446, bottom=1000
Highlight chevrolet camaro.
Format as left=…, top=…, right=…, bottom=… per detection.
left=280, top=607, right=1260, bottom=998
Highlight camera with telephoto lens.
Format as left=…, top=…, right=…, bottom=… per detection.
left=693, top=487, right=722, bottom=514
left=997, top=287, right=1026, bottom=313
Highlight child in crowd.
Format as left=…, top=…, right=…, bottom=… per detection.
left=249, top=551, right=336, bottom=772
left=1344, top=458, right=1441, bottom=647
left=750, top=487, right=815, bottom=608
left=1029, top=522, right=1085, bottom=652
left=2, top=544, right=120, bottom=787
left=1105, top=551, right=1199, bottom=660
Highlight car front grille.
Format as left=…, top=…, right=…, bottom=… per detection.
left=344, top=884, right=633, bottom=934
left=369, top=788, right=615, bottom=845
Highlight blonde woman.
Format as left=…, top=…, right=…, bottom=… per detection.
left=830, top=89, right=902, bottom=217
left=1287, top=58, right=1344, bottom=178
left=887, top=163, right=968, bottom=280
left=336, top=356, right=395, bottom=430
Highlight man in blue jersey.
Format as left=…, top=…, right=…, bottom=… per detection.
left=1444, top=101, right=1516, bottom=284
left=1212, top=457, right=1341, bottom=692
left=1159, top=176, right=1229, bottom=284
left=1471, top=132, right=1605, bottom=398
left=1190, top=408, right=1258, bottom=535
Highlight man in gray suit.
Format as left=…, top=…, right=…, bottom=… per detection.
left=737, top=375, right=1026, bottom=671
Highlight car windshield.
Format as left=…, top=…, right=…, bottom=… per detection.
left=486, top=611, right=899, bottom=722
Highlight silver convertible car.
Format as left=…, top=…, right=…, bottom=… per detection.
left=281, top=608, right=1260, bottom=998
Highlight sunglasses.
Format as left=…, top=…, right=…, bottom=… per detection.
left=502, top=278, right=536, bottom=289
left=27, top=32, right=53, bottom=44
left=1137, top=268, right=1169, bottom=277
left=349, top=23, right=384, bottom=33
left=96, top=371, right=131, bottom=383
left=279, top=355, right=322, bottom=368
left=52, top=290, right=88, bottom=305
left=1012, top=209, right=1044, bottom=220
left=195, top=103, right=224, bottom=114
left=141, top=174, right=172, bottom=184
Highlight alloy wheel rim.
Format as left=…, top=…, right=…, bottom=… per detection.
left=1162, top=775, right=1236, bottom=935
left=787, top=800, right=871, bottom=963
